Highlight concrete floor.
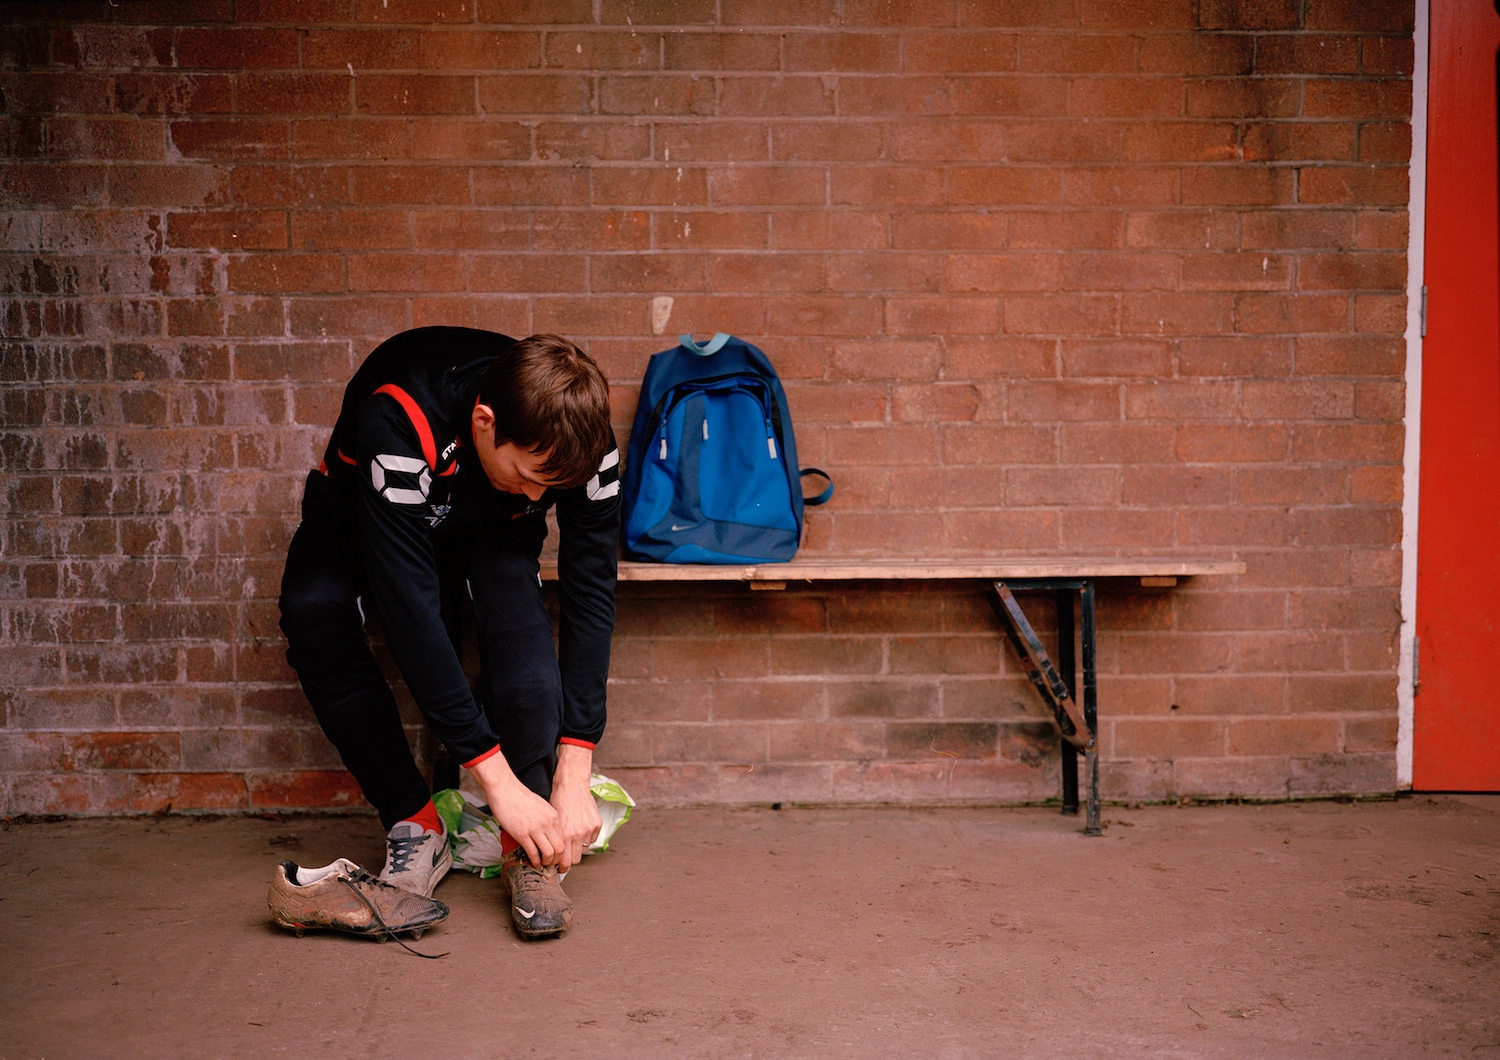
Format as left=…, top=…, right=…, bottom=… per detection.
left=4, top=795, right=1498, bottom=1058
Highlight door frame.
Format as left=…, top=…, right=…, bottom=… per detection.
left=1397, top=0, right=1430, bottom=789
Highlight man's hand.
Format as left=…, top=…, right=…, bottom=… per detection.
left=467, top=751, right=562, bottom=868
left=551, top=742, right=602, bottom=873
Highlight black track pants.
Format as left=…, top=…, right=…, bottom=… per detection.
left=277, top=471, right=562, bottom=830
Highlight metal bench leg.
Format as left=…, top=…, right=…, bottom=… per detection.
left=1055, top=588, right=1079, bottom=817
left=1081, top=580, right=1101, bottom=837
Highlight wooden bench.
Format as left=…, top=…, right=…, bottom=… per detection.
left=545, top=556, right=1246, bottom=834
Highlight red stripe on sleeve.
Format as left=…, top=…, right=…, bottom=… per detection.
left=462, top=745, right=502, bottom=769
left=372, top=384, right=437, bottom=470
left=559, top=737, right=596, bottom=750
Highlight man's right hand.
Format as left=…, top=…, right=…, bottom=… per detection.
left=466, top=751, right=563, bottom=868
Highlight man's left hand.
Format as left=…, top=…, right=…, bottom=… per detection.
left=551, top=742, right=602, bottom=873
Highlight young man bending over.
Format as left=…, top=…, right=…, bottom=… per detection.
left=278, top=328, right=619, bottom=938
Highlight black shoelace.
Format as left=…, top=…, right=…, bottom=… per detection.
left=339, top=869, right=448, bottom=960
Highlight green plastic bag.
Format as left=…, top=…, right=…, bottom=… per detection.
left=433, top=773, right=636, bottom=880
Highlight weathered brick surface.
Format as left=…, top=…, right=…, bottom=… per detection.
left=0, top=1, right=1410, bottom=814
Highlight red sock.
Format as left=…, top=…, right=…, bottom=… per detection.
left=401, top=799, right=443, bottom=836
left=500, top=831, right=519, bottom=856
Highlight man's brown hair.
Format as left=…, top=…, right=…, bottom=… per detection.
left=476, top=334, right=613, bottom=489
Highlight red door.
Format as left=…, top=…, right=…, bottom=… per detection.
left=1415, top=0, right=1500, bottom=790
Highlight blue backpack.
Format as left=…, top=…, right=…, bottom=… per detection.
left=622, top=333, right=832, bottom=564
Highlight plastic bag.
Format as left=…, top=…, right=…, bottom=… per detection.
left=432, top=773, right=636, bottom=880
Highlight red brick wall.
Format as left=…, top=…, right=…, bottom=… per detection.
left=0, top=0, right=1412, bottom=814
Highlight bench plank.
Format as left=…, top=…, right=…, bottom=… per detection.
left=541, top=556, right=1245, bottom=582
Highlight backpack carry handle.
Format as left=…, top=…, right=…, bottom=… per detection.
left=679, top=332, right=731, bottom=356
left=801, top=468, right=834, bottom=506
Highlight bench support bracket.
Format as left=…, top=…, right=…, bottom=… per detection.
left=990, top=578, right=1101, bottom=837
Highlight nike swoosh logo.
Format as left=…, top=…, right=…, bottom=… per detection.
left=670, top=523, right=693, bottom=531
left=517, top=906, right=536, bottom=918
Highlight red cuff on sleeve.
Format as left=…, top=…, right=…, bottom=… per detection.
left=461, top=744, right=502, bottom=769
left=559, top=737, right=596, bottom=750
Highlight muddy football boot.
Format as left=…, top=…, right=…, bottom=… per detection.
left=377, top=821, right=453, bottom=898
left=499, top=847, right=573, bottom=939
left=268, top=858, right=449, bottom=939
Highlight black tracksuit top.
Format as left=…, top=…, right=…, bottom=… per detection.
left=321, top=326, right=620, bottom=765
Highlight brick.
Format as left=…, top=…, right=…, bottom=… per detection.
left=1125, top=379, right=1236, bottom=418
left=532, top=209, right=651, bottom=251
left=843, top=0, right=958, bottom=28
left=1236, top=466, right=1348, bottom=504
left=1299, top=165, right=1408, bottom=206
left=9, top=773, right=134, bottom=815
left=768, top=720, right=886, bottom=760
left=1019, top=33, right=1137, bottom=73
left=544, top=30, right=660, bottom=70
left=1289, top=588, right=1399, bottom=631
left=1298, top=251, right=1406, bottom=293
left=1068, top=77, right=1183, bottom=118
left=1177, top=424, right=1288, bottom=462
left=1174, top=674, right=1286, bottom=713
left=829, top=338, right=943, bottom=380
left=652, top=722, right=769, bottom=762
left=129, top=772, right=248, bottom=812
left=1181, top=166, right=1294, bottom=205
left=1125, top=209, right=1238, bottom=249
left=114, top=73, right=236, bottom=115
left=1115, top=717, right=1226, bottom=757
left=1004, top=121, right=1124, bottom=163
left=1004, top=293, right=1118, bottom=335
left=770, top=209, right=886, bottom=251
left=349, top=253, right=466, bottom=292
left=720, top=76, right=837, bottom=117
left=248, top=769, right=363, bottom=810
left=1242, top=379, right=1356, bottom=420
left=1200, top=0, right=1300, bottom=28
left=1060, top=252, right=1177, bottom=292
left=1009, top=210, right=1121, bottom=249
left=1349, top=465, right=1402, bottom=506
left=108, top=164, right=230, bottom=208
left=784, top=31, right=901, bottom=72
left=228, top=253, right=345, bottom=294
left=1121, top=465, right=1233, bottom=504
left=533, top=121, right=649, bottom=162
left=904, top=32, right=1017, bottom=72
left=770, top=637, right=884, bottom=675
left=1062, top=167, right=1177, bottom=206
left=1122, top=121, right=1241, bottom=163
left=948, top=252, right=1064, bottom=292
left=1361, top=36, right=1414, bottom=76
left=1005, top=466, right=1117, bottom=505
left=1008, top=381, right=1119, bottom=421
left=663, top=31, right=782, bottom=71
left=475, top=74, right=593, bottom=115
left=606, top=679, right=712, bottom=721
left=946, top=338, right=1055, bottom=379
left=1304, top=0, right=1414, bottom=33
left=1291, top=508, right=1401, bottom=553
left=1254, top=35, right=1361, bottom=75
left=410, top=120, right=532, bottom=161
left=944, top=424, right=1057, bottom=464
left=595, top=166, right=707, bottom=206
left=303, top=28, right=424, bottom=69
left=1173, top=756, right=1291, bottom=798
left=470, top=252, right=586, bottom=293
left=231, top=165, right=351, bottom=206
left=891, top=383, right=983, bottom=422
left=351, top=165, right=471, bottom=205
left=1236, top=295, right=1350, bottom=335
left=1291, top=424, right=1403, bottom=463
left=289, top=296, right=409, bottom=341
left=1355, top=210, right=1408, bottom=250
left=599, top=74, right=718, bottom=117
left=292, top=119, right=411, bottom=160
left=1186, top=77, right=1300, bottom=119
left=1121, top=293, right=1235, bottom=335
left=828, top=680, right=938, bottom=719
left=1059, top=424, right=1174, bottom=465
left=165, top=211, right=287, bottom=251
left=1286, top=753, right=1395, bottom=796
left=1342, top=713, right=1397, bottom=752
left=712, top=680, right=827, bottom=720
left=178, top=28, right=298, bottom=69
left=887, top=721, right=999, bottom=759
left=953, top=76, right=1069, bottom=117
